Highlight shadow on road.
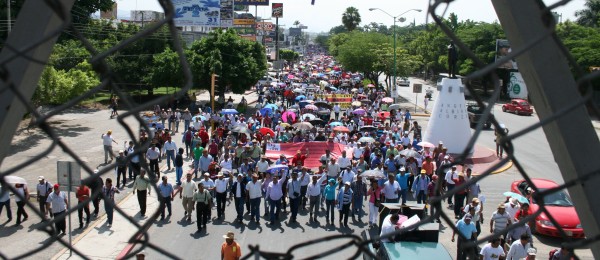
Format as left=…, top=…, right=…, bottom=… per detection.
left=9, top=122, right=91, bottom=154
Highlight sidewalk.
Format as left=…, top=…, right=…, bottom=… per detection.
left=52, top=160, right=192, bottom=260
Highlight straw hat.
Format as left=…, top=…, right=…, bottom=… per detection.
left=223, top=231, right=235, bottom=239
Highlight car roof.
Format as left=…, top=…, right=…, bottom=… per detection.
left=512, top=99, right=528, bottom=102
left=521, top=178, right=558, bottom=189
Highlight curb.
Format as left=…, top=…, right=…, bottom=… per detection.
left=491, top=159, right=513, bottom=174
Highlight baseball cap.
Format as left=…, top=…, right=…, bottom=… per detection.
left=464, top=214, right=472, bottom=220
left=527, top=248, right=537, bottom=256
left=53, top=184, right=60, bottom=189
left=237, top=173, right=244, bottom=177
left=38, top=176, right=45, bottom=181
left=344, top=181, right=351, bottom=186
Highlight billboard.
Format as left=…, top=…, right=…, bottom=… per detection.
left=220, top=0, right=234, bottom=27
left=234, top=0, right=270, bottom=6
left=234, top=18, right=255, bottom=25
left=288, top=28, right=301, bottom=37
left=256, top=22, right=274, bottom=31
left=272, top=3, right=283, bottom=18
left=508, top=72, right=528, bottom=99
left=173, top=0, right=221, bottom=27
left=495, top=39, right=518, bottom=70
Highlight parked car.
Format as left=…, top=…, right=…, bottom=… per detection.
left=257, top=76, right=277, bottom=85
left=466, top=102, right=493, bottom=129
left=396, top=77, right=410, bottom=87
left=502, top=99, right=533, bottom=116
left=510, top=178, right=584, bottom=238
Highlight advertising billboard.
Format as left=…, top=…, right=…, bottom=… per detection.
left=234, top=0, right=270, bottom=6
left=220, top=0, right=234, bottom=27
left=173, top=0, right=221, bottom=27
left=495, top=39, right=518, bottom=70
left=272, top=3, right=283, bottom=18
left=288, top=28, right=301, bottom=37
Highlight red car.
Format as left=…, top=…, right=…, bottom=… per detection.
left=502, top=99, right=534, bottom=115
left=510, top=178, right=584, bottom=238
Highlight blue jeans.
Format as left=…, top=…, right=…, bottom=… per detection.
left=184, top=120, right=190, bottom=131
left=234, top=197, right=244, bottom=221
left=416, top=190, right=427, bottom=204
left=269, top=198, right=281, bottom=222
left=0, top=199, right=12, bottom=219
left=352, top=196, right=364, bottom=218
left=165, top=150, right=175, bottom=169
left=104, top=200, right=114, bottom=224
left=193, top=159, right=200, bottom=175
left=250, top=198, right=261, bottom=221
left=399, top=189, right=408, bottom=204
left=175, top=167, right=183, bottom=185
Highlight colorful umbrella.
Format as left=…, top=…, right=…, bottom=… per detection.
left=351, top=101, right=362, bottom=107
left=358, top=137, right=376, bottom=143
left=351, top=88, right=358, bottom=93
left=388, top=104, right=401, bottom=111
left=295, top=95, right=307, bottom=101
left=417, top=141, right=436, bottom=148
left=259, top=127, right=275, bottom=137
left=329, top=121, right=343, bottom=127
left=281, top=111, right=296, bottom=123
left=360, top=125, right=377, bottom=131
left=301, top=113, right=317, bottom=121
left=305, top=105, right=319, bottom=111
left=400, top=149, right=419, bottom=158
left=381, top=97, right=394, bottom=103
left=503, top=192, right=529, bottom=204
left=314, top=101, right=332, bottom=109
left=317, top=109, right=331, bottom=115
left=353, top=108, right=366, bottom=115
left=293, top=122, right=314, bottom=130
left=293, top=88, right=304, bottom=93
left=260, top=107, right=273, bottom=116
left=280, top=122, right=291, bottom=128
left=367, top=84, right=376, bottom=88
left=3, top=176, right=27, bottom=185
left=192, top=115, right=206, bottom=121
left=264, top=104, right=278, bottom=110
left=360, top=170, right=386, bottom=180
left=221, top=109, right=238, bottom=115
left=333, top=126, right=350, bottom=133
left=267, top=164, right=289, bottom=175
left=378, top=111, right=391, bottom=119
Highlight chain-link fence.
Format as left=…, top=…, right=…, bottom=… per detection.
left=0, top=0, right=598, bottom=259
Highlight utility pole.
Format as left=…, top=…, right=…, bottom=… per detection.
left=7, top=0, right=11, bottom=33
left=210, top=73, right=218, bottom=131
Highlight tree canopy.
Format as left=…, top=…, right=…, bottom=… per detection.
left=342, top=7, right=361, bottom=31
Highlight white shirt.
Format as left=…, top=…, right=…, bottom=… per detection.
left=383, top=180, right=400, bottom=199
left=181, top=180, right=196, bottom=198
left=256, top=160, right=270, bottom=172
left=162, top=141, right=177, bottom=152
left=46, top=191, right=67, bottom=213
left=200, top=179, right=215, bottom=189
left=380, top=214, right=397, bottom=243
left=246, top=180, right=263, bottom=199
left=506, top=240, right=531, bottom=260
left=306, top=175, right=326, bottom=196
left=505, top=202, right=520, bottom=219
left=102, top=134, right=114, bottom=146
left=327, top=163, right=340, bottom=177
left=220, top=159, right=233, bottom=171
left=215, top=178, right=230, bottom=193
left=445, top=170, right=458, bottom=184
left=299, top=173, right=311, bottom=186
left=37, top=181, right=52, bottom=197
left=353, top=147, right=363, bottom=159
left=479, top=243, right=506, bottom=260
left=340, top=170, right=355, bottom=184
left=334, top=104, right=340, bottom=113
left=337, top=156, right=351, bottom=169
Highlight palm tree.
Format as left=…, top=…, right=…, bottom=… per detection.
left=575, top=0, right=600, bottom=27
left=293, top=20, right=301, bottom=27
left=342, top=7, right=361, bottom=31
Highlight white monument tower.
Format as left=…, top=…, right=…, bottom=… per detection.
left=423, top=77, right=473, bottom=154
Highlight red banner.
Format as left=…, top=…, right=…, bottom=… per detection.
left=265, top=142, right=351, bottom=170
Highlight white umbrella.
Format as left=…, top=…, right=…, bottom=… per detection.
left=3, top=176, right=27, bottom=185
left=388, top=104, right=401, bottom=111
left=293, top=88, right=304, bottom=94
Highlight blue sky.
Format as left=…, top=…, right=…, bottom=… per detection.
left=114, top=0, right=585, bottom=32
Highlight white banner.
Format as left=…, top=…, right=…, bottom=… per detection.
left=508, top=72, right=528, bottom=99
left=266, top=143, right=280, bottom=151
left=173, top=0, right=221, bottom=27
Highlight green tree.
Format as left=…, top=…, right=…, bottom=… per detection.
left=407, top=24, right=449, bottom=79
left=279, top=49, right=299, bottom=67
left=148, top=48, right=183, bottom=88
left=335, top=31, right=388, bottom=84
left=576, top=0, right=600, bottom=27
left=189, top=29, right=267, bottom=100
left=329, top=25, right=348, bottom=35
left=327, top=33, right=350, bottom=57
left=314, top=35, right=329, bottom=48
left=557, top=21, right=600, bottom=74
left=342, top=7, right=361, bottom=31
left=35, top=61, right=99, bottom=104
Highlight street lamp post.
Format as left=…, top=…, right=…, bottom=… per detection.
left=369, top=8, right=422, bottom=101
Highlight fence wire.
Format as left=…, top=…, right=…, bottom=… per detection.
left=0, top=0, right=596, bottom=259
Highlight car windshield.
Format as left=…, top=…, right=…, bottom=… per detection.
left=519, top=101, right=529, bottom=106
left=539, top=189, right=574, bottom=207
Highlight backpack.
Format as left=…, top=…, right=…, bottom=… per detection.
left=548, top=249, right=558, bottom=260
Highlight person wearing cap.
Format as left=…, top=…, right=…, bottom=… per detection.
left=126, top=141, right=141, bottom=181
left=246, top=173, right=263, bottom=223
left=323, top=177, right=339, bottom=225
left=133, top=169, right=151, bottom=217
left=465, top=168, right=480, bottom=203
left=506, top=234, right=532, bottom=260
left=46, top=184, right=68, bottom=235
left=101, top=130, right=118, bottom=164
left=412, top=169, right=430, bottom=204
left=231, top=173, right=247, bottom=223
left=451, top=213, right=478, bottom=260
left=115, top=149, right=128, bottom=187
left=182, top=109, right=192, bottom=131
left=291, top=149, right=309, bottom=168
left=255, top=156, right=270, bottom=176
left=490, top=203, right=512, bottom=247
left=36, top=176, right=53, bottom=221
left=505, top=197, right=521, bottom=219
left=479, top=237, right=506, bottom=260
left=507, top=212, right=533, bottom=247
left=427, top=175, right=440, bottom=222
left=336, top=181, right=354, bottom=227
left=221, top=231, right=242, bottom=260
left=193, top=183, right=212, bottom=232
left=75, top=181, right=91, bottom=229
left=266, top=169, right=288, bottom=225
left=162, top=136, right=178, bottom=171
left=393, top=167, right=408, bottom=204
left=215, top=172, right=231, bottom=219
left=444, top=165, right=459, bottom=207
left=158, top=176, right=174, bottom=220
